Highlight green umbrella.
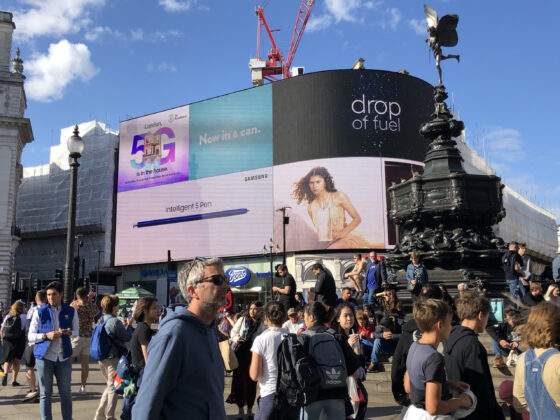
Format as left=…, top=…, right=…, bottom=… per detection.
left=116, top=286, right=154, bottom=300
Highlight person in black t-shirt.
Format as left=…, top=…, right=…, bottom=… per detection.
left=312, top=263, right=337, bottom=309
left=272, top=264, right=297, bottom=311
left=122, top=297, right=161, bottom=420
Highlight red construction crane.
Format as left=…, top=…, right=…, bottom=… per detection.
left=249, top=0, right=315, bottom=86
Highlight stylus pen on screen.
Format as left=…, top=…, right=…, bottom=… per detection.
left=133, top=208, right=249, bottom=228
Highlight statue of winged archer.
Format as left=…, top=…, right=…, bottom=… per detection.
left=424, top=4, right=460, bottom=86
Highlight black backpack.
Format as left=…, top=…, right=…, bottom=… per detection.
left=274, top=329, right=347, bottom=410
left=275, top=333, right=321, bottom=409
left=2, top=315, right=23, bottom=341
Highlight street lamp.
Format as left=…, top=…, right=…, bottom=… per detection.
left=263, top=238, right=278, bottom=303
left=95, top=249, right=104, bottom=295
left=63, top=125, right=84, bottom=304
left=275, top=207, right=290, bottom=265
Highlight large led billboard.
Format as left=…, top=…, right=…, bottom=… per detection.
left=114, top=70, right=433, bottom=266
left=115, top=86, right=273, bottom=266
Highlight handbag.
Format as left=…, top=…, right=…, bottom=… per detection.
left=219, top=340, right=239, bottom=371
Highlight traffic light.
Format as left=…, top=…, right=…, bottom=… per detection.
left=55, top=269, right=63, bottom=281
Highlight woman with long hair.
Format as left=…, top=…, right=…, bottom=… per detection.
left=513, top=303, right=560, bottom=418
left=228, top=301, right=265, bottom=419
left=121, top=297, right=160, bottom=420
left=377, top=287, right=403, bottom=319
left=331, top=303, right=368, bottom=420
left=249, top=301, right=287, bottom=420
left=293, top=167, right=372, bottom=249
left=0, top=300, right=26, bottom=386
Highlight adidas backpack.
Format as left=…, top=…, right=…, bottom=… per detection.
left=275, top=333, right=320, bottom=408
left=90, top=318, right=112, bottom=361
left=275, top=329, right=347, bottom=409
left=305, top=329, right=348, bottom=390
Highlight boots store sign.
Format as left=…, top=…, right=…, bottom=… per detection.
left=226, top=267, right=252, bottom=286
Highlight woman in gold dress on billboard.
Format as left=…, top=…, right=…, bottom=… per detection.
left=293, top=166, right=372, bottom=249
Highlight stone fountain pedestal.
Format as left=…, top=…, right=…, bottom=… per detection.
left=386, top=85, right=507, bottom=295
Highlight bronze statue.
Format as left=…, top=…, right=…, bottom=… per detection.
left=424, top=4, right=460, bottom=85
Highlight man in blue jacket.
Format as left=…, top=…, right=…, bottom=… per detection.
left=363, top=251, right=387, bottom=305
left=132, top=257, right=228, bottom=419
left=28, top=281, right=79, bottom=420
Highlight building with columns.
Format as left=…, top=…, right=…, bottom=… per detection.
left=0, top=11, right=33, bottom=308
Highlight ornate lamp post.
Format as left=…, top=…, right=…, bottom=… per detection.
left=63, top=126, right=84, bottom=303
left=263, top=238, right=279, bottom=302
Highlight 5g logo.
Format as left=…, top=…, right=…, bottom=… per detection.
left=130, top=127, right=176, bottom=169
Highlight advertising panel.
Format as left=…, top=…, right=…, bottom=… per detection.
left=273, top=157, right=386, bottom=252
left=189, top=85, right=272, bottom=179
left=115, top=87, right=273, bottom=266
left=272, top=69, right=433, bottom=165
left=118, top=106, right=189, bottom=193
left=115, top=70, right=434, bottom=266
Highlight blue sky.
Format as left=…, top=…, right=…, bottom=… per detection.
left=3, top=0, right=560, bottom=220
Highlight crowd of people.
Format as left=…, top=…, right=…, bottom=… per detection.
left=0, top=243, right=559, bottom=420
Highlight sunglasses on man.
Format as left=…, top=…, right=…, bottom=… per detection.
left=198, top=274, right=227, bottom=286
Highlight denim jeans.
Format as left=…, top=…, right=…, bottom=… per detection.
left=364, top=288, right=376, bottom=306
left=507, top=279, right=522, bottom=301
left=363, top=338, right=398, bottom=364
left=492, top=340, right=509, bottom=358
left=36, top=358, right=73, bottom=420
left=255, top=394, right=275, bottom=420
left=300, top=399, right=346, bottom=420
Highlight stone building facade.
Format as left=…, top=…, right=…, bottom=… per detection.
left=0, top=11, right=33, bottom=308
left=15, top=121, right=118, bottom=293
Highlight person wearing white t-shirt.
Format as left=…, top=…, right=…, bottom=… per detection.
left=249, top=301, right=287, bottom=420
left=282, top=307, right=304, bottom=335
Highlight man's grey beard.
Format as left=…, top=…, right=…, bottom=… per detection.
left=200, top=297, right=225, bottom=314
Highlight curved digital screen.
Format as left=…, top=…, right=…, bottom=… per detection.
left=115, top=70, right=433, bottom=266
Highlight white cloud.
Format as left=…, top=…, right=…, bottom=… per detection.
left=159, top=0, right=193, bottom=13
left=482, top=127, right=524, bottom=163
left=130, top=29, right=144, bottom=41
left=307, top=14, right=334, bottom=33
left=308, top=0, right=381, bottom=32
left=325, top=0, right=362, bottom=23
left=13, top=0, right=105, bottom=40
left=383, top=7, right=401, bottom=30
left=147, top=62, right=177, bottom=73
left=150, top=30, right=183, bottom=42
left=85, top=27, right=183, bottom=43
left=25, top=40, right=98, bottom=102
left=84, top=26, right=123, bottom=42
left=409, top=18, right=425, bottom=35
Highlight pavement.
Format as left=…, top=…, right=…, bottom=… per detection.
left=0, top=360, right=406, bottom=420
left=0, top=332, right=511, bottom=419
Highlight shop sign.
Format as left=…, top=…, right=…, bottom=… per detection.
left=226, top=267, right=252, bottom=286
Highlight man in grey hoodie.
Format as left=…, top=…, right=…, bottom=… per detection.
left=132, top=257, right=227, bottom=420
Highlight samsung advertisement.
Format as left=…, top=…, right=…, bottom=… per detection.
left=115, top=70, right=433, bottom=266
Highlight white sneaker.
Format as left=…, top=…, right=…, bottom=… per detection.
left=79, top=385, right=86, bottom=394
left=22, top=390, right=38, bottom=401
